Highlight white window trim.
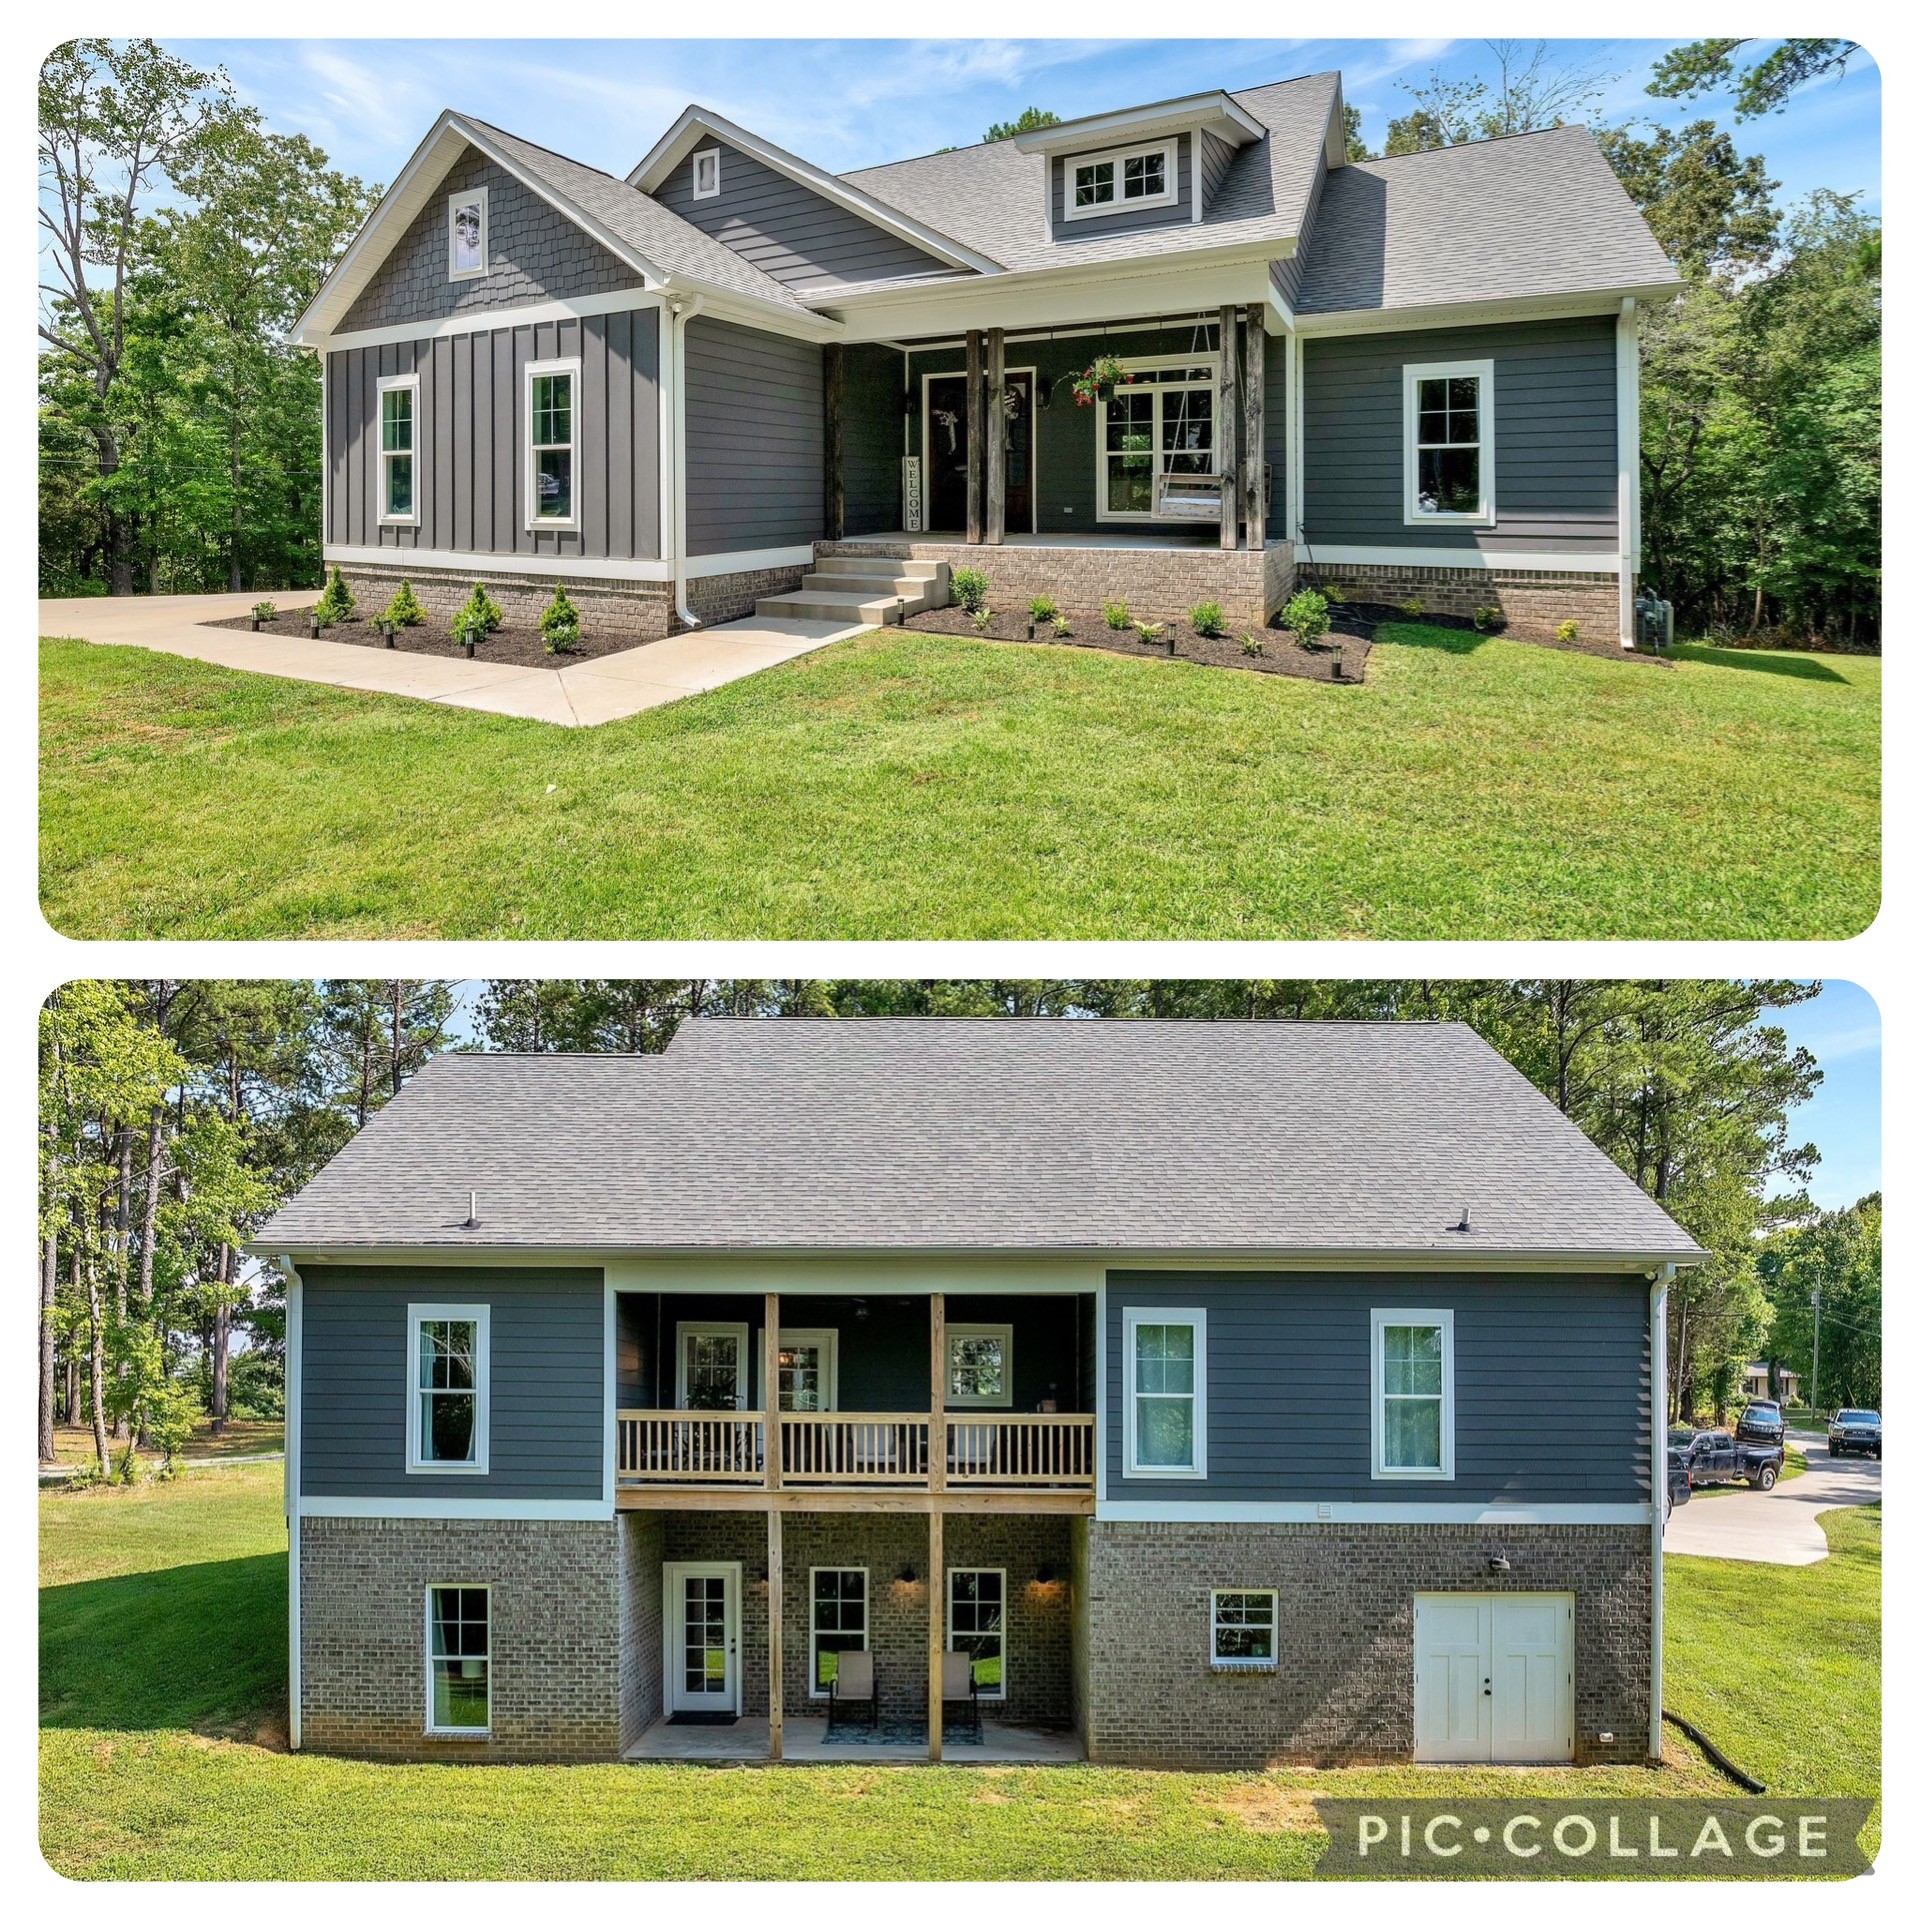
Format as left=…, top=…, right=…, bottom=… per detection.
left=424, top=1582, right=491, bottom=1738
left=676, top=1321, right=749, bottom=1409
left=1402, top=358, right=1496, bottom=527
left=1095, top=355, right=1219, bottom=525
left=755, top=1326, right=841, bottom=1411
left=405, top=1304, right=490, bottom=1475
left=524, top=355, right=582, bottom=532
left=1209, top=1588, right=1279, bottom=1671
left=1121, top=1305, right=1207, bottom=1480
left=945, top=1322, right=1014, bottom=1409
left=1064, top=139, right=1178, bottom=222
left=1371, top=1307, right=1456, bottom=1480
left=947, top=1565, right=1008, bottom=1701
left=447, top=185, right=489, bottom=282
left=807, top=1564, right=868, bottom=1700
left=375, top=372, right=420, bottom=527
left=691, top=147, right=721, bottom=200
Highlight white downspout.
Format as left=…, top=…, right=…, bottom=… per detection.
left=1616, top=295, right=1639, bottom=647
left=282, top=1256, right=303, bottom=1750
left=1648, top=1263, right=1672, bottom=1762
left=666, top=294, right=704, bottom=630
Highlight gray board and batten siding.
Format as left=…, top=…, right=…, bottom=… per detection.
left=298, top=1265, right=604, bottom=1501
left=683, top=316, right=824, bottom=555
left=655, top=140, right=955, bottom=291
left=1048, top=134, right=1194, bottom=240
left=326, top=310, right=662, bottom=562
left=1300, top=315, right=1619, bottom=556
left=1104, top=1272, right=1652, bottom=1504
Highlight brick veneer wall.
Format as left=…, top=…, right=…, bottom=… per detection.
left=618, top=1510, right=665, bottom=1750
left=1081, top=1521, right=1651, bottom=1769
left=299, top=1515, right=624, bottom=1763
left=1299, top=561, right=1622, bottom=645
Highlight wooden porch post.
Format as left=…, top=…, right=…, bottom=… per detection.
left=927, top=1506, right=945, bottom=1761
left=929, top=1292, right=947, bottom=1494
left=985, top=327, right=1007, bottom=546
left=1216, top=305, right=1240, bottom=550
left=823, top=344, right=845, bottom=542
left=964, top=330, right=984, bottom=545
left=767, top=1507, right=784, bottom=1761
left=764, top=1292, right=781, bottom=1492
left=1241, top=308, right=1266, bottom=551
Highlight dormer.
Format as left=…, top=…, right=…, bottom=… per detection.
left=1012, top=91, right=1269, bottom=239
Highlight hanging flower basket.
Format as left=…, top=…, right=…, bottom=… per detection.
left=1070, top=354, right=1134, bottom=407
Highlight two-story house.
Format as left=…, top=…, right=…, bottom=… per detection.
left=291, top=69, right=1678, bottom=648
left=255, top=1017, right=1703, bottom=1769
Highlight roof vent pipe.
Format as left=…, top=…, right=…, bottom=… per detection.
left=1455, top=1206, right=1472, bottom=1232
left=465, top=1191, right=478, bottom=1229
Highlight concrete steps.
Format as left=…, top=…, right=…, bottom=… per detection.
left=754, top=552, right=949, bottom=627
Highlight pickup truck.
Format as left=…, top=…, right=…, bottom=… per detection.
left=1669, top=1424, right=1785, bottom=1491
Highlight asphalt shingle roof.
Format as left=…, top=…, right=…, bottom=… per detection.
left=256, top=1020, right=1702, bottom=1262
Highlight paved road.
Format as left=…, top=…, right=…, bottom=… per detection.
left=1664, top=1429, right=1881, bottom=1565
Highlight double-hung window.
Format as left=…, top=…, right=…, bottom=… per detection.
left=948, top=1567, right=1006, bottom=1699
left=1210, top=1590, right=1278, bottom=1670
left=426, top=1585, right=490, bottom=1734
left=447, top=186, right=488, bottom=281
left=1371, top=1308, right=1454, bottom=1478
left=1123, top=1306, right=1206, bottom=1477
left=407, top=1304, right=489, bottom=1473
left=1404, top=360, right=1494, bottom=524
left=809, top=1567, right=867, bottom=1696
left=377, top=374, right=418, bottom=526
left=526, top=358, right=580, bottom=530
left=1067, top=141, right=1176, bottom=220
left=1099, top=361, right=1216, bottom=521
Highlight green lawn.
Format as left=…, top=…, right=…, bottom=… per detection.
left=38, top=1465, right=1879, bottom=1879
left=38, top=626, right=1879, bottom=940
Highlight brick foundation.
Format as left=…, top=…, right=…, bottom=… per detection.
left=1081, top=1520, right=1651, bottom=1769
left=1299, top=561, right=1622, bottom=645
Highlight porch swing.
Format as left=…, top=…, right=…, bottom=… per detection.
left=1152, top=316, right=1225, bottom=523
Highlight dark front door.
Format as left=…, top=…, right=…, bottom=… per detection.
left=925, top=372, right=1034, bottom=534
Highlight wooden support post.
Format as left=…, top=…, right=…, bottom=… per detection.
left=764, top=1292, right=781, bottom=1490
left=964, top=330, right=984, bottom=545
left=767, top=1507, right=784, bottom=1761
left=1216, top=305, right=1240, bottom=550
left=929, top=1292, right=947, bottom=1494
left=1241, top=307, right=1266, bottom=552
left=927, top=1506, right=945, bottom=1762
left=823, top=344, right=845, bottom=542
left=985, top=326, right=1007, bottom=547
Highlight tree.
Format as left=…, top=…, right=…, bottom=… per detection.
left=1595, top=121, right=1779, bottom=279
left=320, top=980, right=454, bottom=1127
left=1385, top=39, right=1617, bottom=151
left=1648, top=39, right=1863, bottom=119
left=1342, top=103, right=1372, bottom=162
left=984, top=107, right=1060, bottom=142
left=1759, top=1194, right=1881, bottom=1411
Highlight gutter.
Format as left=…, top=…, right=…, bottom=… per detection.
left=665, top=292, right=704, bottom=630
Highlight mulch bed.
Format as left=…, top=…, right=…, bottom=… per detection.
left=202, top=608, right=646, bottom=671
left=904, top=605, right=1369, bottom=684
left=1331, top=600, right=1676, bottom=667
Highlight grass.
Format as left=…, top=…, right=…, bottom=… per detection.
left=43, top=1417, right=284, bottom=1470
left=38, top=625, right=1879, bottom=940
left=38, top=1465, right=1879, bottom=1879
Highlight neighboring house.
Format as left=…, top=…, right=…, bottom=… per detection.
left=254, top=1018, right=1705, bottom=1769
left=1742, top=1360, right=1802, bottom=1403
left=290, top=70, right=1678, bottom=645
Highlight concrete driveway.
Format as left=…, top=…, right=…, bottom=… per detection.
left=1665, top=1428, right=1881, bottom=1565
left=40, top=589, right=861, bottom=727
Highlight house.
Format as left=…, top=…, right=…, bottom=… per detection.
left=1742, top=1359, right=1802, bottom=1403
left=254, top=1017, right=1706, bottom=1769
left=290, top=70, right=1679, bottom=647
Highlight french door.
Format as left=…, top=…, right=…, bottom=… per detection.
left=1412, top=1592, right=1574, bottom=1763
left=924, top=372, right=1035, bottom=533
left=664, top=1562, right=741, bottom=1716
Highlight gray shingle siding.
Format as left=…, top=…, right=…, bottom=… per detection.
left=326, top=308, right=661, bottom=560
left=1302, top=316, right=1619, bottom=555
left=684, top=315, right=823, bottom=554
left=299, top=1264, right=605, bottom=1501
left=1048, top=134, right=1193, bottom=240
left=1105, top=1272, right=1651, bottom=1503
left=656, top=140, right=952, bottom=290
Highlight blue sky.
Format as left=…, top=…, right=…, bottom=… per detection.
left=176, top=37, right=1880, bottom=215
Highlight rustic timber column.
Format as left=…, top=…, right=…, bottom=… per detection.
left=767, top=1508, right=785, bottom=1760
left=823, top=344, right=845, bottom=541
left=764, top=1292, right=781, bottom=1491
left=929, top=1292, right=947, bottom=1492
left=964, top=330, right=985, bottom=545
left=985, top=327, right=1007, bottom=546
left=1216, top=304, right=1240, bottom=550
left=1241, top=308, right=1266, bottom=551
left=927, top=1507, right=945, bottom=1761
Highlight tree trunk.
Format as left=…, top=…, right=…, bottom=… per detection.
left=228, top=405, right=244, bottom=593
left=210, top=1242, right=232, bottom=1434
left=87, top=1261, right=110, bottom=1473
left=93, top=425, right=135, bottom=596
left=138, top=1104, right=164, bottom=1304
left=111, top=1126, right=133, bottom=1440
left=389, top=980, right=405, bottom=1100
left=39, top=1223, right=58, bottom=1465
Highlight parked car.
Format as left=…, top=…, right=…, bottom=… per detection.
left=1669, top=1424, right=1784, bottom=1491
left=1736, top=1399, right=1786, bottom=1449
left=1665, top=1447, right=1694, bottom=1517
left=1827, top=1409, right=1882, bottom=1459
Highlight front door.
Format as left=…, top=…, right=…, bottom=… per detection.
left=665, top=1562, right=741, bottom=1717
left=1413, top=1593, right=1574, bottom=1763
left=925, top=372, right=1034, bottom=533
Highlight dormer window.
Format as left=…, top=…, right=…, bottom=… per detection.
left=448, top=186, right=488, bottom=281
left=692, top=147, right=720, bottom=200
left=1065, top=140, right=1176, bottom=222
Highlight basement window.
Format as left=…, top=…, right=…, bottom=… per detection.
left=426, top=1585, right=491, bottom=1734
left=1210, top=1590, right=1278, bottom=1670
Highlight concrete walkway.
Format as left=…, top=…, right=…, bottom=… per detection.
left=1665, top=1433, right=1881, bottom=1566
left=40, top=589, right=861, bottom=727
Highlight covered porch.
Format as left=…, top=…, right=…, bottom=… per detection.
left=626, top=1713, right=1083, bottom=1766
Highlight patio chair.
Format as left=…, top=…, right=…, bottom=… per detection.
left=940, top=1650, right=981, bottom=1735
left=827, top=1650, right=878, bottom=1730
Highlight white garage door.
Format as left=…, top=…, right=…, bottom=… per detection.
left=1413, top=1592, right=1574, bottom=1763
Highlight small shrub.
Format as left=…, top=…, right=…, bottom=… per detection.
left=1557, top=618, right=1581, bottom=642
left=1400, top=596, right=1425, bottom=619
left=1282, top=588, right=1332, bottom=644
left=251, top=599, right=277, bottom=622
left=1189, top=600, right=1227, bottom=638
left=451, top=582, right=504, bottom=645
left=540, top=585, right=583, bottom=654
left=1103, top=599, right=1131, bottom=631
left=383, top=580, right=427, bottom=628
left=1472, top=604, right=1507, bottom=634
left=970, top=607, right=995, bottom=633
left=1319, top=581, right=1345, bottom=603
left=1051, top=615, right=1072, bottom=638
left=1027, top=593, right=1059, bottom=623
left=1240, top=633, right=1266, bottom=657
left=951, top=566, right=989, bottom=613
left=313, top=564, right=357, bottom=625
left=1136, top=620, right=1166, bottom=645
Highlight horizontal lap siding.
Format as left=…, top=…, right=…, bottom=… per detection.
left=1050, top=135, right=1193, bottom=237
left=1302, top=316, right=1618, bottom=554
left=1105, top=1271, right=1650, bottom=1503
left=301, top=1265, right=605, bottom=1500
left=684, top=317, right=824, bottom=554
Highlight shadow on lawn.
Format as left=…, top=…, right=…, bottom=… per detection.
left=40, top=1550, right=285, bottom=1736
left=1673, top=644, right=1852, bottom=683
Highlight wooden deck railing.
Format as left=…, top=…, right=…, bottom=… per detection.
left=781, top=1413, right=931, bottom=1484
left=947, top=1412, right=1096, bottom=1485
left=617, top=1409, right=764, bottom=1481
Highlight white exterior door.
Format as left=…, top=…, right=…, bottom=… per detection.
left=664, top=1562, right=741, bottom=1716
left=1414, top=1593, right=1574, bottom=1763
